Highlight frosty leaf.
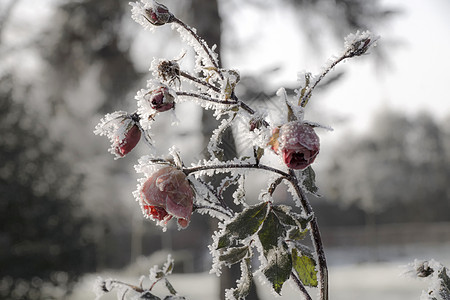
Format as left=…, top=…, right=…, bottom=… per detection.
left=217, top=202, right=269, bottom=250
left=257, top=211, right=286, bottom=257
left=218, top=174, right=240, bottom=197
left=287, top=227, right=308, bottom=241
left=262, top=244, right=292, bottom=295
left=297, top=72, right=312, bottom=107
left=229, top=258, right=253, bottom=300
left=219, top=245, right=250, bottom=266
left=301, top=166, right=319, bottom=196
left=163, top=297, right=186, bottom=300
left=139, top=291, right=161, bottom=299
left=272, top=205, right=312, bottom=230
left=254, top=146, right=264, bottom=165
left=164, top=278, right=177, bottom=295
left=292, top=248, right=318, bottom=287
left=438, top=268, right=450, bottom=300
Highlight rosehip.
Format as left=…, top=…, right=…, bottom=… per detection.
left=145, top=86, right=175, bottom=112
left=144, top=2, right=173, bottom=26
left=115, top=121, right=141, bottom=157
left=271, top=122, right=320, bottom=170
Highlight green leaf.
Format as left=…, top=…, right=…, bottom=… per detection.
left=254, top=146, right=264, bottom=164
left=258, top=211, right=286, bottom=257
left=302, top=166, right=319, bottom=196
left=292, top=248, right=318, bottom=287
left=287, top=227, right=308, bottom=241
left=272, top=205, right=312, bottom=230
left=262, top=244, right=292, bottom=295
left=232, top=258, right=253, bottom=300
left=164, top=278, right=177, bottom=295
left=217, top=202, right=269, bottom=249
left=219, top=245, right=249, bottom=266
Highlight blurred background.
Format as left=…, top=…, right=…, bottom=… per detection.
left=1, top=0, right=449, bottom=299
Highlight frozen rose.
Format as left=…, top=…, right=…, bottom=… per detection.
left=145, top=86, right=175, bottom=112
left=144, top=2, right=173, bottom=26
left=140, top=166, right=194, bottom=228
left=115, top=120, right=141, bottom=157
left=272, top=122, right=320, bottom=170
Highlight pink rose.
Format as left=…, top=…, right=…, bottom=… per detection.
left=145, top=86, right=175, bottom=112
left=140, top=166, right=194, bottom=228
left=272, top=122, right=320, bottom=170
left=115, top=121, right=141, bottom=157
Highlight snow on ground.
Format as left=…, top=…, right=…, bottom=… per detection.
left=69, top=242, right=450, bottom=300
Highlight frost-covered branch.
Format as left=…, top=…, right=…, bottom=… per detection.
left=299, top=31, right=379, bottom=107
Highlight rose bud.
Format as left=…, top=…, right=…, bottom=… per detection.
left=144, top=2, right=173, bottom=26
left=272, top=122, right=320, bottom=170
left=94, top=112, right=142, bottom=159
left=115, top=120, right=141, bottom=157
left=145, top=86, right=175, bottom=112
left=140, top=166, right=194, bottom=228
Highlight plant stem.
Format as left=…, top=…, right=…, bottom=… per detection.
left=291, top=272, right=313, bottom=300
left=288, top=170, right=328, bottom=300
left=172, top=17, right=223, bottom=80
left=180, top=70, right=221, bottom=94
left=176, top=91, right=238, bottom=106
left=184, top=163, right=290, bottom=179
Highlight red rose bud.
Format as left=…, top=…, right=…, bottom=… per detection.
left=144, top=2, right=173, bottom=26
left=146, top=86, right=175, bottom=112
left=140, top=166, right=194, bottom=228
left=115, top=120, right=141, bottom=157
left=276, top=122, right=320, bottom=170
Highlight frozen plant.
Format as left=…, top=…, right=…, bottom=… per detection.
left=406, top=260, right=450, bottom=300
left=94, top=255, right=186, bottom=300
left=94, top=1, right=379, bottom=299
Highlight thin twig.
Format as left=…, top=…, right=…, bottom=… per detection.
left=290, top=272, right=313, bottom=300
left=176, top=91, right=238, bottom=106
left=172, top=17, right=224, bottom=80
left=183, top=163, right=290, bottom=179
left=288, top=169, right=328, bottom=300
left=180, top=70, right=221, bottom=94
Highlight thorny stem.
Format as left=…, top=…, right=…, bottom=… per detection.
left=179, top=70, right=221, bottom=94
left=176, top=91, right=238, bottom=106
left=291, top=272, right=313, bottom=300
left=300, top=37, right=374, bottom=107
left=288, top=169, right=328, bottom=300
left=172, top=17, right=224, bottom=80
left=176, top=91, right=266, bottom=119
left=183, top=163, right=290, bottom=179
left=300, top=54, right=348, bottom=107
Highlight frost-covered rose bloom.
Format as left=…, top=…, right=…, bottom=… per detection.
left=140, top=166, right=194, bottom=228
left=145, top=86, right=175, bottom=112
left=271, top=122, right=320, bottom=170
left=94, top=112, right=141, bottom=158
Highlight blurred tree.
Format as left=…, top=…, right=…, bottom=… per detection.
left=324, top=109, right=450, bottom=224
left=0, top=75, right=95, bottom=299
